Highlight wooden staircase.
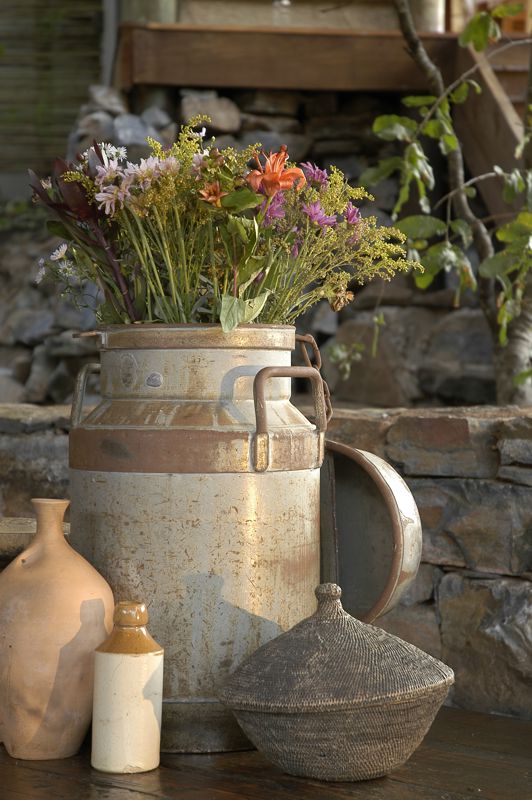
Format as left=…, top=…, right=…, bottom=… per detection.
left=489, top=39, right=530, bottom=120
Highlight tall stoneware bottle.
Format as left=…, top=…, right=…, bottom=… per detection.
left=0, top=498, right=114, bottom=759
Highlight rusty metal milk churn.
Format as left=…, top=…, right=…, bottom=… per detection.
left=68, top=324, right=327, bottom=752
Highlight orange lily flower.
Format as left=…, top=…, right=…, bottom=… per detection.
left=199, top=181, right=228, bottom=207
left=246, top=144, right=306, bottom=197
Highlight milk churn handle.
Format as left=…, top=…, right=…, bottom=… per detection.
left=296, top=333, right=333, bottom=423
left=252, top=366, right=327, bottom=472
left=71, top=363, right=101, bottom=428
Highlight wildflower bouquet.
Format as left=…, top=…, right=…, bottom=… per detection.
left=30, top=119, right=411, bottom=331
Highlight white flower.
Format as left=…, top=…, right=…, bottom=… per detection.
left=190, top=126, right=207, bottom=139
left=57, top=258, right=75, bottom=278
left=40, top=178, right=52, bottom=190
left=95, top=184, right=122, bottom=215
left=50, top=243, right=68, bottom=261
left=34, top=258, right=46, bottom=284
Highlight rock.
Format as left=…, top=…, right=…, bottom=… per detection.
left=53, top=297, right=97, bottom=332
left=399, top=563, right=442, bottom=606
left=235, top=90, right=302, bottom=117
left=498, top=418, right=532, bottom=467
left=438, top=573, right=532, bottom=718
left=408, top=478, right=532, bottom=575
left=23, top=344, right=56, bottom=403
left=0, top=369, right=25, bottom=403
left=322, top=154, right=368, bottom=181
left=159, top=122, right=178, bottom=149
left=369, top=176, right=400, bottom=212
left=0, top=431, right=69, bottom=517
left=323, top=409, right=398, bottom=460
left=0, top=404, right=70, bottom=435
left=385, top=409, right=501, bottom=478
left=180, top=92, right=241, bottom=134
left=301, top=92, right=339, bottom=117
left=212, top=135, right=239, bottom=151
left=2, top=309, right=55, bottom=347
left=306, top=113, right=375, bottom=141
left=44, top=330, right=99, bottom=359
left=376, top=603, right=442, bottom=659
left=352, top=275, right=415, bottom=310
left=238, top=131, right=311, bottom=162
left=88, top=84, right=129, bottom=116
left=311, top=139, right=364, bottom=158
left=140, top=105, right=173, bottom=129
left=498, top=465, right=532, bottom=487
left=69, top=111, right=116, bottom=160
left=114, top=114, right=162, bottom=148
left=323, top=308, right=440, bottom=406
left=47, top=361, right=75, bottom=404
left=240, top=113, right=301, bottom=134
left=11, top=353, right=32, bottom=384
left=418, top=309, right=496, bottom=405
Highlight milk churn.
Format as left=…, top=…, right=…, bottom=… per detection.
left=68, top=324, right=327, bottom=753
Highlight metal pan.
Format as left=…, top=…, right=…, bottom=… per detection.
left=320, top=440, right=422, bottom=623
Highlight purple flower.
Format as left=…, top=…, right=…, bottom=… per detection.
left=261, top=192, right=286, bottom=226
left=301, top=162, right=329, bottom=187
left=345, top=201, right=361, bottom=225
left=302, top=200, right=337, bottom=227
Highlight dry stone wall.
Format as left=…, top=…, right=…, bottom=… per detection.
left=0, top=402, right=530, bottom=719
left=325, top=406, right=532, bottom=720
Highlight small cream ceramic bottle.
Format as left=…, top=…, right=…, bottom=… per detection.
left=91, top=601, right=164, bottom=773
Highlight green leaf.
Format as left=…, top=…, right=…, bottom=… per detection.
left=450, top=82, right=470, bottom=104
left=402, top=94, right=437, bottom=108
left=373, top=115, right=418, bottom=142
left=226, top=216, right=249, bottom=243
left=478, top=251, right=516, bottom=278
left=450, top=219, right=473, bottom=247
left=440, top=133, right=459, bottom=155
left=423, top=119, right=445, bottom=139
left=514, top=368, right=532, bottom=387
left=414, top=259, right=442, bottom=289
left=241, top=291, right=272, bottom=323
left=237, top=256, right=267, bottom=294
left=220, top=295, right=245, bottom=332
left=220, top=188, right=263, bottom=212
left=46, top=220, right=69, bottom=238
left=459, top=11, right=500, bottom=51
left=464, top=186, right=477, bottom=198
left=406, top=142, right=435, bottom=190
left=359, top=157, right=403, bottom=187
left=496, top=221, right=530, bottom=243
left=395, top=215, right=447, bottom=239
left=491, top=3, right=523, bottom=19
left=468, top=79, right=482, bottom=95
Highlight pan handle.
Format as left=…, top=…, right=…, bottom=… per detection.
left=252, top=366, right=327, bottom=472
left=71, top=363, right=101, bottom=428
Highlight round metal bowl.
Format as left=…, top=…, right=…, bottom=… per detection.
left=320, top=440, right=422, bottom=622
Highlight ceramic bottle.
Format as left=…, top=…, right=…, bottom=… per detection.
left=0, top=498, right=114, bottom=759
left=91, top=601, right=164, bottom=773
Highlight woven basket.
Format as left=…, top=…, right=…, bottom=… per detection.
left=220, top=583, right=454, bottom=781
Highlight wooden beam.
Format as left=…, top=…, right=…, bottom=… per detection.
left=453, top=45, right=525, bottom=218
left=115, top=23, right=458, bottom=92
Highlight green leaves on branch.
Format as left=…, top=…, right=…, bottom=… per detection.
left=373, top=115, right=418, bottom=142
left=458, top=4, right=522, bottom=52
left=395, top=215, right=446, bottom=239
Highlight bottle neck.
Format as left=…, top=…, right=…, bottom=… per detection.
left=32, top=499, right=69, bottom=545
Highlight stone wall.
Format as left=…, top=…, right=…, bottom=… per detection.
left=325, top=406, right=532, bottom=720
left=0, top=402, right=530, bottom=719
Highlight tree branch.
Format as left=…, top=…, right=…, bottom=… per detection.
left=393, top=0, right=497, bottom=332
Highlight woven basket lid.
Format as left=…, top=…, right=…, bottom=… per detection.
left=220, top=583, right=454, bottom=713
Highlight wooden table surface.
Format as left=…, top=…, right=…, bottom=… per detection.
left=1, top=707, right=531, bottom=799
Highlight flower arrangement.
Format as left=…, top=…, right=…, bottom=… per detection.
left=30, top=118, right=412, bottom=331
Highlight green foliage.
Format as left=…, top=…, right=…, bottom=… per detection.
left=362, top=0, right=532, bottom=346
